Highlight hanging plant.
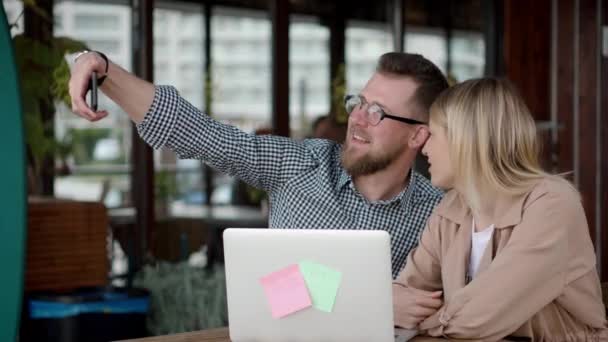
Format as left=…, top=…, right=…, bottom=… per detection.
left=13, top=34, right=88, bottom=166
left=10, top=0, right=89, bottom=193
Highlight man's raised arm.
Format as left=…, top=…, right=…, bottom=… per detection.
left=69, top=51, right=154, bottom=123
left=67, top=51, right=318, bottom=193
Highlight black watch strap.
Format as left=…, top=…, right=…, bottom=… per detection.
left=93, top=51, right=109, bottom=87
left=77, top=50, right=109, bottom=90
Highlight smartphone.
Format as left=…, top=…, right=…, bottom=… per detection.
left=90, top=72, right=98, bottom=112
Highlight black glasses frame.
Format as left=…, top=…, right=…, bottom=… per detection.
left=344, top=94, right=427, bottom=126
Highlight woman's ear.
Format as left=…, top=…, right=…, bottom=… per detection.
left=408, top=126, right=430, bottom=149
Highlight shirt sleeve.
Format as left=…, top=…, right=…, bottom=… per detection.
left=136, top=85, right=317, bottom=192
left=419, top=190, right=590, bottom=340
left=394, top=213, right=444, bottom=291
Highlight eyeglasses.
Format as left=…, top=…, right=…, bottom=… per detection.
left=344, top=94, right=427, bottom=126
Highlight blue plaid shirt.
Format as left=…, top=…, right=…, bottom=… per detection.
left=137, top=86, right=444, bottom=278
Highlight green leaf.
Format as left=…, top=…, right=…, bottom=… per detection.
left=13, top=35, right=56, bottom=67
left=51, top=60, right=71, bottom=106
left=51, top=37, right=90, bottom=107
left=12, top=32, right=89, bottom=165
left=24, top=113, right=54, bottom=162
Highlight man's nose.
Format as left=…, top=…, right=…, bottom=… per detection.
left=349, top=106, right=369, bottom=126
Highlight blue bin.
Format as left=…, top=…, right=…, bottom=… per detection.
left=22, top=287, right=149, bottom=342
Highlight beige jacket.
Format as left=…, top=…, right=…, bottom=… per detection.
left=394, top=177, right=607, bottom=341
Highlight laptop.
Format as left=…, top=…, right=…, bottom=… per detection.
left=223, top=228, right=410, bottom=342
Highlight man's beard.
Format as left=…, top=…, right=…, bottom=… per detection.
left=340, top=143, right=403, bottom=177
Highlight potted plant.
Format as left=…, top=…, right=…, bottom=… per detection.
left=10, top=1, right=88, bottom=194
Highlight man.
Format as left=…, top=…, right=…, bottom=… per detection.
left=69, top=52, right=448, bottom=278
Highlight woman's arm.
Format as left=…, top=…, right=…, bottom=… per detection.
left=393, top=214, right=444, bottom=329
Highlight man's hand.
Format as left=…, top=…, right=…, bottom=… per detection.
left=68, top=52, right=109, bottom=122
left=393, top=284, right=443, bottom=329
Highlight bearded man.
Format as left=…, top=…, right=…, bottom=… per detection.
left=69, top=51, right=448, bottom=278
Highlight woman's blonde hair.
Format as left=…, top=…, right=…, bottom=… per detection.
left=429, top=78, right=550, bottom=212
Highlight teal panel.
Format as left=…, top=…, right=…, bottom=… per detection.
left=0, top=4, right=27, bottom=342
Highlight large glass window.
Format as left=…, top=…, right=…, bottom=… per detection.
left=405, top=27, right=485, bottom=83
left=405, top=26, right=447, bottom=73
left=450, top=30, right=485, bottom=82
left=289, top=16, right=330, bottom=138
left=346, top=21, right=391, bottom=94
left=52, top=0, right=133, bottom=209
left=205, top=7, right=272, bottom=208
left=153, top=2, right=206, bottom=216
left=212, top=7, right=271, bottom=131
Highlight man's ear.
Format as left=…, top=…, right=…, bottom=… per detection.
left=408, top=126, right=429, bottom=149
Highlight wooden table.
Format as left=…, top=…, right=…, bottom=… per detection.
left=118, top=327, right=230, bottom=342
left=117, top=327, right=462, bottom=341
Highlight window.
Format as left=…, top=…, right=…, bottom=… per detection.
left=451, top=30, right=485, bottom=82
left=289, top=17, right=330, bottom=137
left=85, top=39, right=121, bottom=54
left=153, top=2, right=206, bottom=215
left=346, top=21, right=391, bottom=94
left=404, top=27, right=485, bottom=83
left=179, top=39, right=203, bottom=56
left=53, top=0, right=133, bottom=209
left=74, top=14, right=120, bottom=29
left=212, top=7, right=271, bottom=127
left=210, top=8, right=272, bottom=209
left=405, top=26, right=447, bottom=73
left=54, top=14, right=63, bottom=31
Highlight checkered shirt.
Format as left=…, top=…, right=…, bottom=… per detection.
left=136, top=86, right=444, bottom=278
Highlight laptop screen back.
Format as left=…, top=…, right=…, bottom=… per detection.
left=223, top=228, right=394, bottom=342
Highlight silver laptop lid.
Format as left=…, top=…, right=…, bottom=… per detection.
left=224, top=228, right=394, bottom=342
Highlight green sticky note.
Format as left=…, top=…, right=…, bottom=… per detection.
left=299, top=261, right=342, bottom=313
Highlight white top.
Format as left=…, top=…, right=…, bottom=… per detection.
left=468, top=219, right=495, bottom=280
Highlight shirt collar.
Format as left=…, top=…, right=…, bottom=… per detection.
left=336, top=167, right=420, bottom=209
left=335, top=166, right=351, bottom=191
left=435, top=188, right=532, bottom=229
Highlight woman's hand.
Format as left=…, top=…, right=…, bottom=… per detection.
left=393, top=285, right=443, bottom=329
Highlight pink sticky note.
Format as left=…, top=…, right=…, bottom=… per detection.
left=260, top=264, right=312, bottom=319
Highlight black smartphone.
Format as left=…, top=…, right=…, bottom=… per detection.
left=90, top=72, right=98, bottom=112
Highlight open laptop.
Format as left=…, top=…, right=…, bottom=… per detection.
left=223, top=228, right=414, bottom=342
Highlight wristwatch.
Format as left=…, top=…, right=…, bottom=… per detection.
left=74, top=50, right=109, bottom=87
left=73, top=50, right=91, bottom=62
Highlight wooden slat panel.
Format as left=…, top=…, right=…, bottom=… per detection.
left=503, top=0, right=552, bottom=166
left=601, top=0, right=608, bottom=281
left=26, top=199, right=108, bottom=291
left=577, top=0, right=600, bottom=243
left=503, top=0, right=551, bottom=121
left=556, top=0, right=575, bottom=174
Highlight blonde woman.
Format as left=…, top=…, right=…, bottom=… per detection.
left=393, top=78, right=607, bottom=341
